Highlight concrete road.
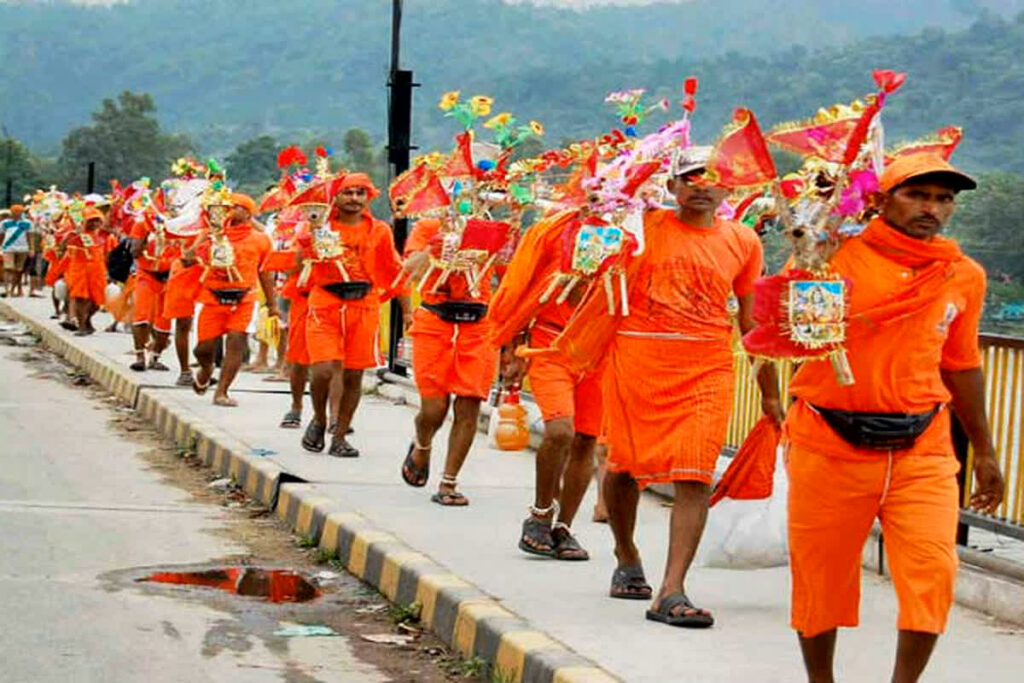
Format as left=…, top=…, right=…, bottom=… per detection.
left=0, top=346, right=390, bottom=683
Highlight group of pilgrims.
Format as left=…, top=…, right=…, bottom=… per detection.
left=6, top=70, right=1008, bottom=682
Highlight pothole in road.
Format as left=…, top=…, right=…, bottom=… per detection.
left=139, top=567, right=321, bottom=603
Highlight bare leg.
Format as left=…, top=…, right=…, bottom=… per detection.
left=533, top=418, right=575, bottom=520
left=334, top=369, right=364, bottom=437
left=289, top=364, right=308, bottom=413
left=652, top=481, right=712, bottom=617
left=173, top=316, right=192, bottom=375
left=891, top=631, right=939, bottom=683
left=407, top=396, right=450, bottom=475
left=193, top=338, right=218, bottom=386
left=211, top=331, right=247, bottom=405
left=131, top=322, right=151, bottom=367
left=558, top=433, right=597, bottom=526
left=274, top=326, right=288, bottom=374
left=605, top=470, right=642, bottom=568
left=327, top=369, right=344, bottom=428
left=798, top=629, right=837, bottom=683
left=593, top=443, right=609, bottom=522
left=310, top=360, right=341, bottom=426
left=245, top=340, right=270, bottom=372
left=149, top=330, right=170, bottom=368
left=438, top=396, right=480, bottom=495
left=73, top=298, right=90, bottom=331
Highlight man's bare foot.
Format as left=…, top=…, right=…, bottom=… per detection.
left=212, top=395, right=238, bottom=407
left=592, top=505, right=609, bottom=524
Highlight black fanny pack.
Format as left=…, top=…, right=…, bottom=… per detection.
left=210, top=288, right=250, bottom=305
left=811, top=404, right=941, bottom=451
left=423, top=301, right=488, bottom=324
left=148, top=269, right=171, bottom=283
left=323, top=281, right=372, bottom=301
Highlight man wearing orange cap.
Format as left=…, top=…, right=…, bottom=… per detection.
left=192, top=193, right=278, bottom=406
left=1, top=204, right=32, bottom=297
left=300, top=173, right=403, bottom=457
left=785, top=153, right=1005, bottom=683
left=129, top=214, right=174, bottom=371
left=398, top=216, right=499, bottom=507
left=61, top=208, right=109, bottom=335
left=490, top=209, right=602, bottom=559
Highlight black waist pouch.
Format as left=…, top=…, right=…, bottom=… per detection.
left=811, top=404, right=940, bottom=451
left=423, top=302, right=488, bottom=323
left=210, top=288, right=249, bottom=305
left=149, top=269, right=171, bottom=283
left=323, top=281, right=372, bottom=301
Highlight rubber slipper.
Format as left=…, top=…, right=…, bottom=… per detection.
left=646, top=593, right=714, bottom=629
left=609, top=565, right=652, bottom=600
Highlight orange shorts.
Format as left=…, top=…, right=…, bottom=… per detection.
left=163, top=262, right=202, bottom=321
left=65, top=260, right=106, bottom=307
left=46, top=255, right=67, bottom=287
left=305, top=304, right=381, bottom=369
left=527, top=340, right=604, bottom=436
left=409, top=307, right=497, bottom=400
left=133, top=270, right=171, bottom=333
left=604, top=337, right=733, bottom=488
left=787, top=441, right=960, bottom=637
left=196, top=301, right=255, bottom=343
left=285, top=295, right=310, bottom=366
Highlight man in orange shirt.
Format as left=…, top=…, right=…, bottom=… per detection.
left=162, top=229, right=205, bottom=386
left=62, top=208, right=109, bottom=336
left=192, top=193, right=277, bottom=406
left=491, top=210, right=601, bottom=559
left=785, top=154, right=1005, bottom=683
left=129, top=216, right=174, bottom=371
left=398, top=217, right=499, bottom=506
left=300, top=174, right=403, bottom=457
left=554, top=147, right=782, bottom=626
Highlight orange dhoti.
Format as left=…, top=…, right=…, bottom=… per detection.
left=604, top=336, right=733, bottom=488
left=409, top=307, right=497, bottom=400
left=45, top=253, right=67, bottom=287
left=196, top=301, right=256, bottom=343
left=787, top=408, right=960, bottom=637
left=305, top=303, right=381, bottom=369
left=133, top=270, right=171, bottom=333
left=285, top=294, right=310, bottom=366
left=527, top=325, right=604, bottom=436
left=163, top=261, right=202, bottom=321
left=65, top=259, right=107, bottom=307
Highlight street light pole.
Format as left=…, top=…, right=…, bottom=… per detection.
left=386, top=0, right=418, bottom=375
left=2, top=124, right=13, bottom=209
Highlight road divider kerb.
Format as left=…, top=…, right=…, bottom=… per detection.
left=2, top=300, right=622, bottom=682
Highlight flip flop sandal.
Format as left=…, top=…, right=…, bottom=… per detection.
left=552, top=525, right=590, bottom=561
left=192, top=374, right=211, bottom=396
left=175, top=372, right=194, bottom=387
left=518, top=517, right=556, bottom=558
left=302, top=420, right=326, bottom=453
left=279, top=410, right=302, bottom=429
left=430, top=490, right=469, bottom=507
left=328, top=436, right=359, bottom=458
left=212, top=395, right=239, bottom=407
left=72, top=329, right=93, bottom=337
left=609, top=565, right=653, bottom=600
left=645, top=593, right=714, bottom=629
left=59, top=321, right=77, bottom=331
left=148, top=358, right=170, bottom=371
left=130, top=360, right=147, bottom=372
left=401, top=443, right=430, bottom=488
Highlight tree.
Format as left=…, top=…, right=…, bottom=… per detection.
left=0, top=136, right=49, bottom=206
left=56, top=91, right=192, bottom=192
left=225, top=135, right=279, bottom=197
left=949, top=171, right=1024, bottom=280
left=342, top=128, right=376, bottom=172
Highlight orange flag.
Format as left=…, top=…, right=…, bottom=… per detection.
left=705, top=109, right=777, bottom=189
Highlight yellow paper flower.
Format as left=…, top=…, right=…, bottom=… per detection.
left=439, top=90, right=460, bottom=111
left=470, top=95, right=494, bottom=117
left=484, top=112, right=513, bottom=129
left=529, top=120, right=545, bottom=136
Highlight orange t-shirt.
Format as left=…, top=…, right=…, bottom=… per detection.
left=305, top=215, right=402, bottom=310
left=619, top=209, right=763, bottom=340
left=66, top=228, right=106, bottom=263
left=786, top=220, right=985, bottom=458
left=129, top=218, right=177, bottom=273
left=197, top=222, right=272, bottom=305
left=404, top=218, right=493, bottom=306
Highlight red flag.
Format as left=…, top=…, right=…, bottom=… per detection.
left=443, top=132, right=475, bottom=178
left=460, top=218, right=510, bottom=255
left=389, top=164, right=450, bottom=217
left=704, top=109, right=777, bottom=189
left=767, top=116, right=862, bottom=162
left=886, top=126, right=963, bottom=164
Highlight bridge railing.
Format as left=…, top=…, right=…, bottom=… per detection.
left=725, top=335, right=1024, bottom=542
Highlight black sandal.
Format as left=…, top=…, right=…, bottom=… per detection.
left=301, top=420, right=326, bottom=453
left=646, top=593, right=714, bottom=629
left=279, top=409, right=302, bottom=429
left=431, top=477, right=468, bottom=507
left=401, top=442, right=430, bottom=488
left=328, top=436, right=359, bottom=458
left=552, top=524, right=589, bottom=561
left=609, top=565, right=652, bottom=600
left=518, top=517, right=556, bottom=558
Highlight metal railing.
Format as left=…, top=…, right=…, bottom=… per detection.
left=724, top=334, right=1024, bottom=542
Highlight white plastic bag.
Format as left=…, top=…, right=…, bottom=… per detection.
left=695, top=447, right=789, bottom=569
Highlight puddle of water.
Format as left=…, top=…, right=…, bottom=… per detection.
left=141, top=568, right=320, bottom=603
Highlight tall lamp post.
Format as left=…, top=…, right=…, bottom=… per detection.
left=2, top=124, right=13, bottom=209
left=386, top=0, right=418, bottom=375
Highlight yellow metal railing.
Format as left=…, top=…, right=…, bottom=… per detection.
left=964, top=335, right=1024, bottom=527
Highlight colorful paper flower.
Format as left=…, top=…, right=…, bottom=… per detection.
left=484, top=113, right=513, bottom=129
left=470, top=95, right=494, bottom=117
left=439, top=90, right=461, bottom=111
left=529, top=120, right=545, bottom=136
